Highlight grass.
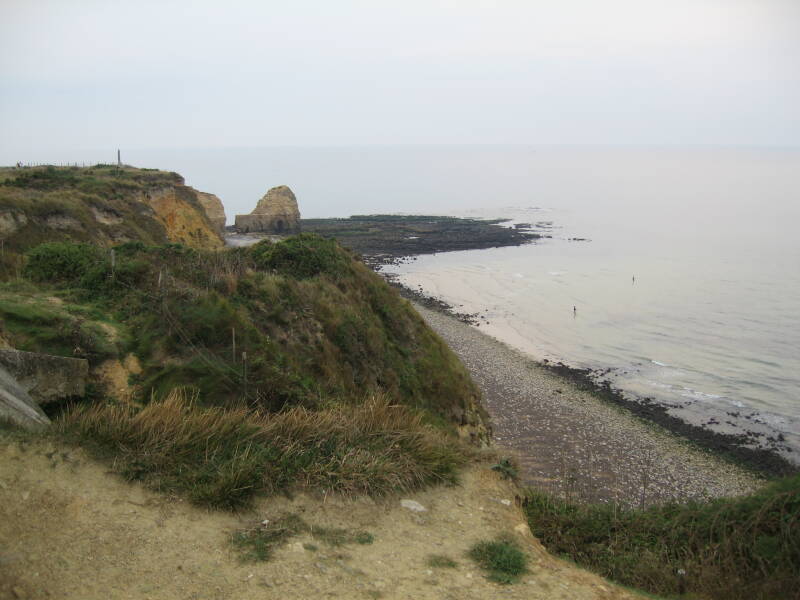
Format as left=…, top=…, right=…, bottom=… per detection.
left=58, top=388, right=469, bottom=510
left=491, top=458, right=519, bottom=481
left=468, top=536, right=528, bottom=584
left=230, top=512, right=374, bottom=562
left=525, top=476, right=800, bottom=600
left=426, top=554, right=458, bottom=569
left=0, top=166, right=188, bottom=266
left=3, top=238, right=485, bottom=433
left=231, top=514, right=307, bottom=561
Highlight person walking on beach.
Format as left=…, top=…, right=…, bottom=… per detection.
left=573, top=305, right=577, bottom=316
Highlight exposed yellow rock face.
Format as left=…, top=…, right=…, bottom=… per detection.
left=145, top=188, right=224, bottom=250
left=193, top=189, right=227, bottom=235
left=234, top=185, right=301, bottom=234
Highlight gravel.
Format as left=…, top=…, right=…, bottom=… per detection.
left=414, top=303, right=763, bottom=507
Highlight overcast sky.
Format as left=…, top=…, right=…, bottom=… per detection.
left=1, top=0, right=798, bottom=159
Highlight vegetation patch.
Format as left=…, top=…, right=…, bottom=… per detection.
left=231, top=512, right=374, bottom=562
left=525, top=476, right=800, bottom=600
left=58, top=389, right=468, bottom=510
left=426, top=554, right=458, bottom=569
left=491, top=458, right=518, bottom=481
left=4, top=238, right=484, bottom=428
left=468, top=536, right=528, bottom=584
left=231, top=514, right=308, bottom=562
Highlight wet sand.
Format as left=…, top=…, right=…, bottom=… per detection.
left=414, top=303, right=763, bottom=507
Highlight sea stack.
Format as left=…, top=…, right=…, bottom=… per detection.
left=234, top=185, right=301, bottom=234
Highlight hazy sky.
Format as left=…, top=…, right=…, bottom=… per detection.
left=1, top=0, right=798, bottom=160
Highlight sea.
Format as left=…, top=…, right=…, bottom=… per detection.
left=23, top=145, right=800, bottom=461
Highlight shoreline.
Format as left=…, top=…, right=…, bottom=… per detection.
left=411, top=301, right=768, bottom=507
left=384, top=275, right=798, bottom=480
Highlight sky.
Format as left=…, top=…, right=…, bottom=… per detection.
left=1, top=0, right=799, bottom=161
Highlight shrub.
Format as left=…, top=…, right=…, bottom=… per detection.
left=468, top=537, right=528, bottom=584
left=252, top=233, right=349, bottom=279
left=525, top=477, right=800, bottom=600
left=24, top=242, right=100, bottom=283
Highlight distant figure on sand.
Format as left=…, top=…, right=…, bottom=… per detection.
left=632, top=275, right=636, bottom=284
left=573, top=305, right=577, bottom=316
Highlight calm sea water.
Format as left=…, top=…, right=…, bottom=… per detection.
left=38, top=146, right=800, bottom=458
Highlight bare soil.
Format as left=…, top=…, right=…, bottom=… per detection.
left=0, top=437, right=643, bottom=600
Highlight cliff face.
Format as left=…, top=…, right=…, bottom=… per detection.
left=0, top=166, right=225, bottom=256
left=193, top=190, right=227, bottom=235
left=234, top=185, right=301, bottom=234
left=145, top=187, right=224, bottom=250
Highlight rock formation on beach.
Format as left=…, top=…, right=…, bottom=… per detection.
left=234, top=185, right=300, bottom=234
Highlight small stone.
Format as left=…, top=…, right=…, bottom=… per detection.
left=261, top=519, right=270, bottom=527
left=514, top=523, right=532, bottom=537
left=400, top=499, right=427, bottom=512
left=500, top=499, right=512, bottom=506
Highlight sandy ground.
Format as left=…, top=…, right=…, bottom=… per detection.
left=414, top=303, right=763, bottom=506
left=0, top=437, right=644, bottom=600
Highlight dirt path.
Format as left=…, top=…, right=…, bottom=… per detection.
left=0, top=437, right=643, bottom=600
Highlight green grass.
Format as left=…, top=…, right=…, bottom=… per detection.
left=491, top=458, right=519, bottom=481
left=468, top=536, right=528, bottom=584
left=525, top=476, right=800, bottom=600
left=5, top=238, right=485, bottom=430
left=231, top=513, right=308, bottom=561
left=58, top=389, right=469, bottom=510
left=230, top=512, right=375, bottom=562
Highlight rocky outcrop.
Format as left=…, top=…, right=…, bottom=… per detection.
left=0, top=364, right=50, bottom=428
left=0, top=349, right=88, bottom=405
left=0, top=165, right=226, bottom=254
left=234, top=185, right=300, bottom=234
left=145, top=187, right=225, bottom=250
left=193, top=190, right=227, bottom=235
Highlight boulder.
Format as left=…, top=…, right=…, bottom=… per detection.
left=0, top=349, right=88, bottom=405
left=0, top=364, right=49, bottom=429
left=234, top=185, right=301, bottom=234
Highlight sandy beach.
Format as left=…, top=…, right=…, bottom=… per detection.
left=414, top=303, right=763, bottom=507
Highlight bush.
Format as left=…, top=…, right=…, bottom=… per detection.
left=251, top=233, right=349, bottom=279
left=24, top=242, right=100, bottom=283
left=525, top=477, right=800, bottom=600
left=468, top=537, right=528, bottom=584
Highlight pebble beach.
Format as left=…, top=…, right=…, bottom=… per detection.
left=414, top=303, right=763, bottom=507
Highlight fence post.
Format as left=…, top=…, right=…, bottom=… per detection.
left=242, top=351, right=248, bottom=398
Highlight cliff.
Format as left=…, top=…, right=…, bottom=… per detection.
left=0, top=165, right=225, bottom=264
left=193, top=189, right=227, bottom=234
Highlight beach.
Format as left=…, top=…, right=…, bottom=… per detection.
left=413, top=303, right=764, bottom=507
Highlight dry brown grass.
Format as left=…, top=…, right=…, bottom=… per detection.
left=58, top=389, right=469, bottom=509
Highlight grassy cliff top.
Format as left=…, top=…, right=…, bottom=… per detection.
left=0, top=165, right=222, bottom=276
left=0, top=164, right=183, bottom=189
